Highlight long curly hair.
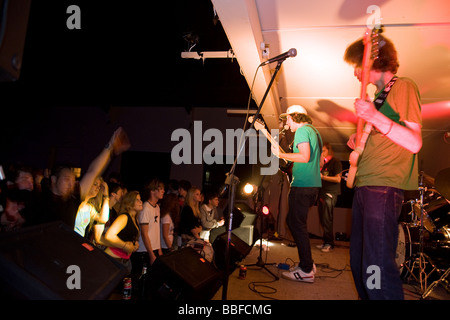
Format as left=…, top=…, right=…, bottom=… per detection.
left=344, top=33, right=399, bottom=74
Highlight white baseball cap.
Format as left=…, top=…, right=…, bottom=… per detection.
left=279, top=105, right=307, bottom=119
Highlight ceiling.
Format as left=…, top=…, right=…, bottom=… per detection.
left=211, top=0, right=450, bottom=155
left=0, top=0, right=253, bottom=110
left=1, top=0, right=449, bottom=175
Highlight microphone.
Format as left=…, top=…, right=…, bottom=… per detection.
left=280, top=124, right=289, bottom=134
left=260, top=48, right=297, bottom=66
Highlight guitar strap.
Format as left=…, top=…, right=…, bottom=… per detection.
left=374, top=76, right=398, bottom=110
left=289, top=124, right=323, bottom=152
left=306, top=124, right=323, bottom=151
left=355, top=77, right=398, bottom=155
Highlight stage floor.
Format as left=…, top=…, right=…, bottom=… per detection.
left=212, top=237, right=450, bottom=301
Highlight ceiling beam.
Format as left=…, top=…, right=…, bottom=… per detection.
left=211, top=0, right=282, bottom=130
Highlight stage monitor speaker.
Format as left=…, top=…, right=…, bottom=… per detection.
left=232, top=225, right=258, bottom=246
left=0, top=221, right=128, bottom=300
left=148, top=247, right=222, bottom=300
left=235, top=201, right=257, bottom=226
left=0, top=0, right=32, bottom=81
left=213, top=232, right=252, bottom=272
left=223, top=206, right=244, bottom=230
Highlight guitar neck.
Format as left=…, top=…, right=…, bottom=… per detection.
left=355, top=41, right=372, bottom=148
left=259, top=128, right=287, bottom=153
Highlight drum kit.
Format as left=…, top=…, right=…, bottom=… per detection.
left=396, top=168, right=450, bottom=298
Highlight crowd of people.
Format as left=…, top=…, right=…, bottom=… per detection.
left=0, top=122, right=342, bottom=295
left=0, top=129, right=226, bottom=288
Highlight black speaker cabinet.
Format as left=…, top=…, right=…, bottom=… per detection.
left=148, top=247, right=222, bottom=300
left=0, top=221, right=127, bottom=300
left=0, top=0, right=32, bottom=81
left=212, top=232, right=252, bottom=272
left=223, top=206, right=245, bottom=230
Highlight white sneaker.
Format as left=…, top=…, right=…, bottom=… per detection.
left=282, top=266, right=315, bottom=283
left=321, top=244, right=333, bottom=253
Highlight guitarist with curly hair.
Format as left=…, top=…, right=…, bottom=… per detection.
left=344, top=30, right=422, bottom=299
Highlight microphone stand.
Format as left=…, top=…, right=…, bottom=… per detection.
left=222, top=59, right=285, bottom=300
left=244, top=175, right=279, bottom=280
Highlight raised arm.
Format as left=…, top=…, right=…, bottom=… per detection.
left=79, top=127, right=130, bottom=201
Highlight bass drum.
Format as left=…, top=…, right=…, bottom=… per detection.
left=396, top=222, right=450, bottom=278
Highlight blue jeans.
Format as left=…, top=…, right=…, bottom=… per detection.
left=350, top=186, right=404, bottom=300
left=287, top=187, right=319, bottom=273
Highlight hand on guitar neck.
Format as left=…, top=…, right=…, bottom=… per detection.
left=248, top=116, right=290, bottom=165
left=248, top=116, right=286, bottom=153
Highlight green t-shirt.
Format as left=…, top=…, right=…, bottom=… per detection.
left=291, top=124, right=322, bottom=188
left=356, top=77, right=422, bottom=190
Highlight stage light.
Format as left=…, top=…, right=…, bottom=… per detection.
left=262, top=205, right=270, bottom=215
left=243, top=183, right=255, bottom=195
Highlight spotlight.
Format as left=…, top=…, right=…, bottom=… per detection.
left=243, top=183, right=254, bottom=195
left=261, top=205, right=270, bottom=216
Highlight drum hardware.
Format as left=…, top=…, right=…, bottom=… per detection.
left=420, top=167, right=450, bottom=299
left=421, top=267, right=450, bottom=299
left=413, top=195, right=448, bottom=233
left=401, top=172, right=438, bottom=296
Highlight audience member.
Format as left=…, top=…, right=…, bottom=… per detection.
left=178, top=186, right=203, bottom=243
left=0, top=189, right=26, bottom=232
left=107, top=182, right=125, bottom=226
left=104, top=191, right=141, bottom=274
left=165, top=179, right=179, bottom=196
left=177, top=180, right=191, bottom=207
left=74, top=177, right=109, bottom=238
left=34, top=127, right=130, bottom=229
left=12, top=166, right=34, bottom=192
left=199, top=192, right=224, bottom=241
left=107, top=171, right=123, bottom=185
left=135, top=179, right=165, bottom=267
left=159, top=193, right=180, bottom=253
left=5, top=165, right=40, bottom=227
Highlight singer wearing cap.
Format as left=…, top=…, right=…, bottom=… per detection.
left=271, top=105, right=322, bottom=283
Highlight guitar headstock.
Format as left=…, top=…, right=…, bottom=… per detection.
left=363, top=27, right=382, bottom=62
left=248, top=116, right=266, bottom=131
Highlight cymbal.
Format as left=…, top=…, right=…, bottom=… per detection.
left=435, top=167, right=450, bottom=200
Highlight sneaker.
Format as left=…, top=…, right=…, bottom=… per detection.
left=282, top=266, right=315, bottom=283
left=316, top=244, right=325, bottom=249
left=321, top=244, right=333, bottom=253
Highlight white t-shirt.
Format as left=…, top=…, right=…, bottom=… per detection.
left=137, top=201, right=161, bottom=252
left=160, top=214, right=174, bottom=249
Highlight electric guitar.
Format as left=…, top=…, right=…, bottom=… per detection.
left=248, top=116, right=292, bottom=170
left=346, top=28, right=381, bottom=188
